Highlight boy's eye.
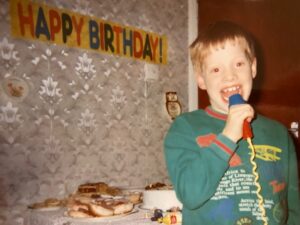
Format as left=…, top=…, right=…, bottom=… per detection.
left=236, top=62, right=244, bottom=67
left=212, top=68, right=219, bottom=73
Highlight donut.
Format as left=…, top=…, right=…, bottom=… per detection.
left=89, top=203, right=114, bottom=217
left=69, top=202, right=89, bottom=212
left=68, top=210, right=93, bottom=218
left=112, top=201, right=134, bottom=215
left=127, top=192, right=142, bottom=204
left=78, top=183, right=98, bottom=193
left=73, top=195, right=93, bottom=204
left=44, top=198, right=61, bottom=207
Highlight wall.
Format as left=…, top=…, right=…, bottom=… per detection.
left=0, top=0, right=189, bottom=224
left=188, top=0, right=198, bottom=111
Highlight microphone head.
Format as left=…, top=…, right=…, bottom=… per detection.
left=228, top=94, right=253, bottom=139
left=229, top=94, right=245, bottom=107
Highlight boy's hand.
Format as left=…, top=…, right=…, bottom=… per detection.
left=222, top=104, right=254, bottom=143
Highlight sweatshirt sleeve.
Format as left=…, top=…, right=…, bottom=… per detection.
left=286, top=134, right=300, bottom=225
left=164, top=116, right=237, bottom=210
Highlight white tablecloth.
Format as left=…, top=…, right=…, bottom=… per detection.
left=24, top=206, right=162, bottom=225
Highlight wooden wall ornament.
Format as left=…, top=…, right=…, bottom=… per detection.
left=165, top=92, right=182, bottom=120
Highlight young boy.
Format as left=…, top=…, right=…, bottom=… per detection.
left=164, top=21, right=300, bottom=225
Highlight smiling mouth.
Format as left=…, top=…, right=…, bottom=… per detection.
left=221, top=85, right=241, bottom=101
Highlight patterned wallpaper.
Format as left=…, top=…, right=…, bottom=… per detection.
left=0, top=0, right=188, bottom=224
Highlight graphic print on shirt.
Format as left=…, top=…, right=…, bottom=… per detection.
left=208, top=198, right=235, bottom=221
left=249, top=145, right=281, bottom=161
left=272, top=200, right=288, bottom=223
left=196, top=133, right=217, bottom=147
left=196, top=134, right=242, bottom=167
left=269, top=180, right=286, bottom=193
left=211, top=169, right=275, bottom=222
left=235, top=216, right=253, bottom=225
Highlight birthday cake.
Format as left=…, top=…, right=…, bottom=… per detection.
left=142, top=183, right=182, bottom=211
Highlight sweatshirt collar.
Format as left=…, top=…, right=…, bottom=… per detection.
left=205, top=106, right=227, bottom=121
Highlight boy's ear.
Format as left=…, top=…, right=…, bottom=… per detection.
left=251, top=58, right=257, bottom=78
left=197, top=73, right=207, bottom=90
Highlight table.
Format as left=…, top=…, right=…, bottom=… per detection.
left=24, top=206, right=162, bottom=225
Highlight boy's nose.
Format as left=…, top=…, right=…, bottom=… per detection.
left=223, top=69, right=237, bottom=81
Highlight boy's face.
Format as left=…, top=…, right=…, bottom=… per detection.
left=197, top=39, right=257, bottom=114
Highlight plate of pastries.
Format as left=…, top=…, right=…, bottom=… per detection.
left=65, top=182, right=141, bottom=220
left=29, top=181, right=142, bottom=221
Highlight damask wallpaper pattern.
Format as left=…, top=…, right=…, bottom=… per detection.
left=0, top=0, right=188, bottom=224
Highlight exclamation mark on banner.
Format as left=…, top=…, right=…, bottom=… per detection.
left=159, top=38, right=163, bottom=63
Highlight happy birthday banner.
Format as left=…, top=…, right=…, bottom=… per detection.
left=9, top=0, right=168, bottom=64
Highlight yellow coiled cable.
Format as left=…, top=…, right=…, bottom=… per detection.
left=247, top=137, right=268, bottom=225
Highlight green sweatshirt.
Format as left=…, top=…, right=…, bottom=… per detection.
left=164, top=107, right=300, bottom=225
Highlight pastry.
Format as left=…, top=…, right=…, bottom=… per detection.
left=67, top=209, right=93, bottom=218
left=28, top=198, right=62, bottom=209
left=112, top=200, right=134, bottom=215
left=89, top=202, right=114, bottom=217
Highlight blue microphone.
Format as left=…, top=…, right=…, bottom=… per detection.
left=229, top=94, right=253, bottom=139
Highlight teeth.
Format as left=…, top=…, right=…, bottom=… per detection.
left=223, top=86, right=240, bottom=93
left=221, top=86, right=241, bottom=102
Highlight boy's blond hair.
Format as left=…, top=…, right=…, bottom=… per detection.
left=190, top=21, right=256, bottom=76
